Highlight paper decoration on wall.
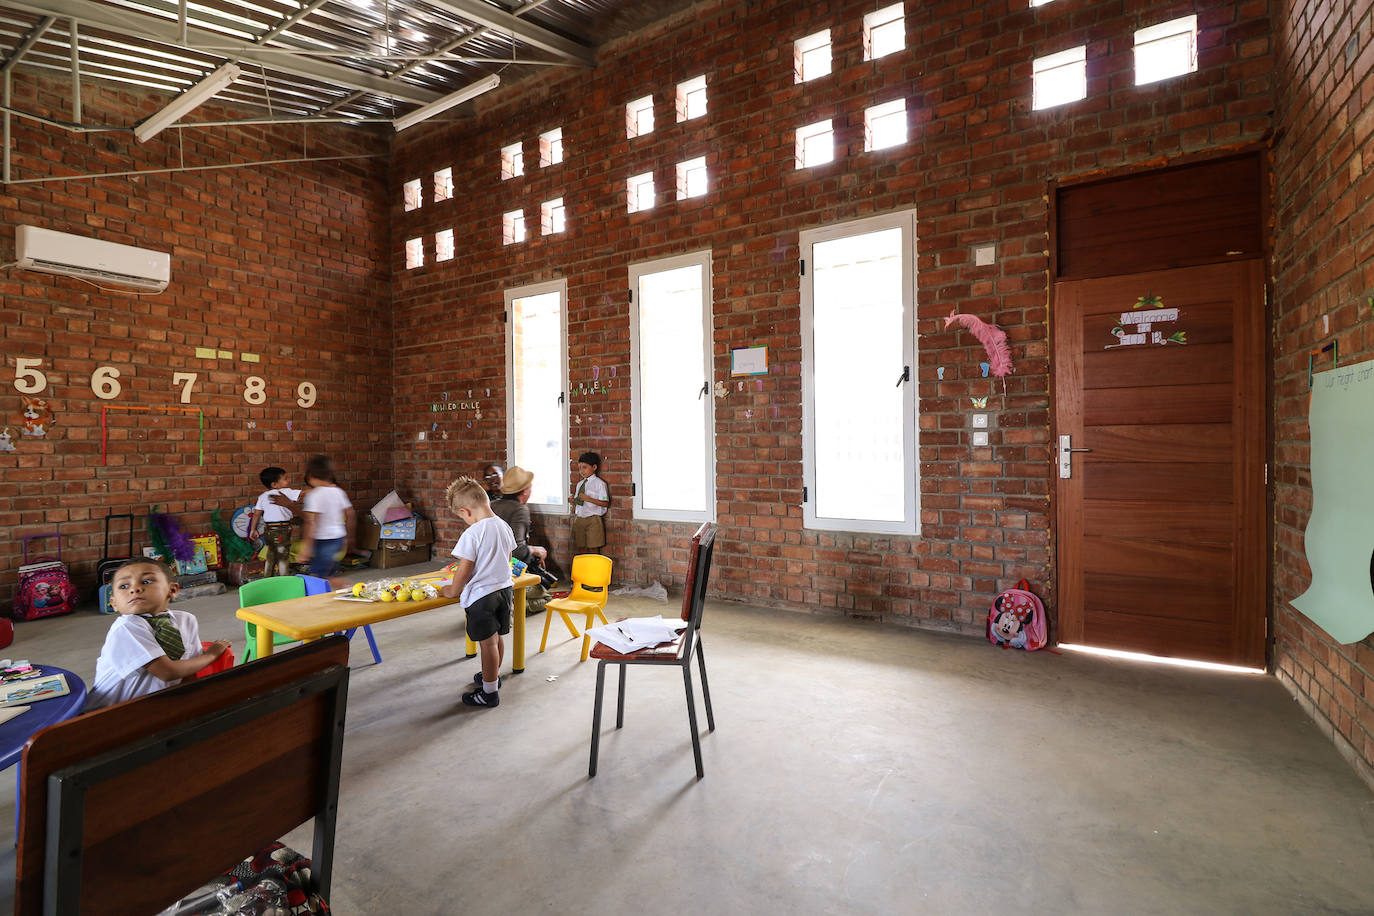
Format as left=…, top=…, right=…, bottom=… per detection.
left=1292, top=358, right=1374, bottom=644
left=945, top=310, right=1013, bottom=376
left=20, top=396, right=53, bottom=437
left=937, top=367, right=945, bottom=380
left=971, top=396, right=989, bottom=408
left=1134, top=292, right=1163, bottom=309
left=714, top=381, right=728, bottom=398
left=0, top=427, right=13, bottom=451
left=1105, top=302, right=1187, bottom=349
left=980, top=362, right=990, bottom=378
left=731, top=346, right=768, bottom=376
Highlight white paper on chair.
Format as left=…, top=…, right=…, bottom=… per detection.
left=586, top=615, right=687, bottom=653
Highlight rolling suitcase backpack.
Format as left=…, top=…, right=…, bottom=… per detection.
left=97, top=512, right=139, bottom=615
left=14, top=532, right=78, bottom=621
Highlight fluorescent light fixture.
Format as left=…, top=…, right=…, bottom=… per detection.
left=393, top=74, right=501, bottom=132
left=134, top=63, right=242, bottom=143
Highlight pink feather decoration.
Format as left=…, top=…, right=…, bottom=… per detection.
left=944, top=309, right=1014, bottom=377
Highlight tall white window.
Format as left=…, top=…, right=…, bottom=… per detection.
left=796, top=119, right=834, bottom=169
left=1032, top=46, right=1087, bottom=110
left=801, top=211, right=918, bottom=535
left=404, top=237, right=423, bottom=269
left=501, top=142, right=524, bottom=179
left=435, top=228, right=454, bottom=262
left=540, top=127, right=563, bottom=166
left=794, top=29, right=832, bottom=83
left=864, top=98, right=907, bottom=151
left=434, top=167, right=453, bottom=203
left=506, top=281, right=568, bottom=510
left=503, top=209, right=526, bottom=245
left=676, top=75, right=707, bottom=122
left=627, top=172, right=655, bottom=213
left=1135, top=16, right=1198, bottom=85
left=541, top=197, right=565, bottom=235
left=864, top=4, right=905, bottom=60
left=676, top=157, right=708, bottom=200
left=403, top=178, right=422, bottom=211
left=630, top=251, right=715, bottom=522
left=627, top=95, right=655, bottom=138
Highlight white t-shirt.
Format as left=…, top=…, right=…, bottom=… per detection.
left=574, top=474, right=608, bottom=518
left=254, top=487, right=301, bottom=523
left=86, top=610, right=200, bottom=710
left=451, top=515, right=516, bottom=607
left=303, top=485, right=352, bottom=539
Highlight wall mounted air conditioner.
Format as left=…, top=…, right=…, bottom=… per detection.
left=14, top=225, right=171, bottom=293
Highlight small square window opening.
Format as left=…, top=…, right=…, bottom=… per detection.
left=627, top=96, right=655, bottom=138
left=541, top=197, right=566, bottom=235
left=1032, top=46, right=1087, bottom=110
left=1030, top=0, right=1056, bottom=7
left=627, top=172, right=655, bottom=213
left=864, top=99, right=907, bottom=151
left=795, top=119, right=835, bottom=169
left=676, top=157, right=708, bottom=200
left=864, top=4, right=905, bottom=60
left=794, top=29, right=832, bottom=83
left=676, top=75, right=708, bottom=122
left=405, top=237, right=423, bottom=269
left=1134, top=15, right=1198, bottom=85
left=540, top=128, right=564, bottom=167
left=503, top=210, right=527, bottom=245
left=501, top=142, right=524, bottom=180
left=435, top=229, right=455, bottom=262
left=433, top=168, right=453, bottom=203
left=403, top=178, right=422, bottom=211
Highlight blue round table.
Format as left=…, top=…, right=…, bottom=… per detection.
left=0, top=666, right=88, bottom=833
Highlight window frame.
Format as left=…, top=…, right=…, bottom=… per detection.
left=799, top=209, right=919, bottom=536
left=794, top=29, right=833, bottom=83
left=403, top=178, right=422, bottom=212
left=676, top=75, right=708, bottom=122
left=795, top=119, right=835, bottom=169
left=505, top=278, right=570, bottom=514
left=1032, top=45, right=1088, bottom=110
left=627, top=171, right=656, bottom=213
left=433, top=167, right=453, bottom=203
left=434, top=228, right=455, bottom=262
left=864, top=98, right=908, bottom=151
left=503, top=209, right=527, bottom=245
left=863, top=4, right=906, bottom=60
left=539, top=127, right=564, bottom=167
left=404, top=236, right=423, bottom=269
left=1133, top=15, right=1198, bottom=86
left=541, top=197, right=566, bottom=236
left=676, top=157, right=708, bottom=200
left=628, top=250, right=716, bottom=524
left=501, top=142, right=524, bottom=179
left=626, top=95, right=655, bottom=138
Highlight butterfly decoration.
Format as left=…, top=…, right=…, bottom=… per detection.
left=971, top=396, right=989, bottom=408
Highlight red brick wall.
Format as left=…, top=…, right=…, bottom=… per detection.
left=0, top=76, right=394, bottom=605
left=392, top=0, right=1273, bottom=633
left=1271, top=0, right=1374, bottom=784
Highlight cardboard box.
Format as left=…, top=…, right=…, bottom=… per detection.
left=371, top=542, right=433, bottom=569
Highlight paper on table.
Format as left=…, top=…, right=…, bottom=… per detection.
left=586, top=615, right=687, bottom=653
left=0, top=705, right=29, bottom=725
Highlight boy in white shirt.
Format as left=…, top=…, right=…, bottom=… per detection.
left=571, top=451, right=609, bottom=555
left=247, top=466, right=301, bottom=578
left=441, top=476, right=516, bottom=708
left=86, top=559, right=231, bottom=710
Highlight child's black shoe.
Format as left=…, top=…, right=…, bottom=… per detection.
left=462, top=688, right=499, bottom=708
left=472, top=672, right=502, bottom=689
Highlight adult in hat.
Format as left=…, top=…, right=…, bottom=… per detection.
left=491, top=466, right=559, bottom=604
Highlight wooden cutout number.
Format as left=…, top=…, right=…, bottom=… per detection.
left=243, top=376, right=266, bottom=405
left=173, top=371, right=197, bottom=404
left=91, top=366, right=122, bottom=400
left=297, top=381, right=317, bottom=409
left=13, top=357, right=47, bottom=394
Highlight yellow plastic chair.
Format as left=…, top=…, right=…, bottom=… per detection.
left=541, top=554, right=612, bottom=662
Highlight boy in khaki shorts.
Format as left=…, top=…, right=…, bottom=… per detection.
left=571, top=451, right=609, bottom=554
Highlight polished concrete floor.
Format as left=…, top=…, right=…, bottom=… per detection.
left=1, top=563, right=1372, bottom=915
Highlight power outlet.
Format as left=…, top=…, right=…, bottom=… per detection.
left=971, top=413, right=989, bottom=428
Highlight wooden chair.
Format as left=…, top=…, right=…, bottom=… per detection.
left=16, top=636, right=350, bottom=916
left=588, top=523, right=718, bottom=779
left=541, top=553, right=613, bottom=662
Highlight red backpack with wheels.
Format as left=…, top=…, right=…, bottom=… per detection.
left=13, top=532, right=78, bottom=621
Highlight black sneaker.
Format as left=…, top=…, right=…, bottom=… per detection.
left=472, top=672, right=502, bottom=689
left=461, top=688, right=499, bottom=708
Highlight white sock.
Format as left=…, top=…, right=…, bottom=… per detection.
left=483, top=680, right=499, bottom=694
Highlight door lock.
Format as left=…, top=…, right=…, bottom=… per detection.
left=1057, top=434, right=1092, bottom=479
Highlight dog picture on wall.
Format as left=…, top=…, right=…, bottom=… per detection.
left=20, top=396, right=54, bottom=437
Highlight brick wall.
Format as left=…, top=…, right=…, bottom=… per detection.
left=0, top=76, right=395, bottom=604
left=391, top=0, right=1273, bottom=633
left=1271, top=0, right=1374, bottom=784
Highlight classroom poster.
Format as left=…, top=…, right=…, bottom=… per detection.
left=1292, top=359, right=1374, bottom=644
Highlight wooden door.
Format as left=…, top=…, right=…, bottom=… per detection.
left=1054, top=260, right=1266, bottom=666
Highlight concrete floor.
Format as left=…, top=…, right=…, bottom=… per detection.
left=1, top=563, right=1372, bottom=915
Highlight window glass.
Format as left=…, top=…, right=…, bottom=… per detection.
left=1135, top=16, right=1198, bottom=85
left=1032, top=46, right=1087, bottom=110
left=507, top=283, right=568, bottom=509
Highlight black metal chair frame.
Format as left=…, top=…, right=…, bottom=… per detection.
left=589, top=522, right=718, bottom=779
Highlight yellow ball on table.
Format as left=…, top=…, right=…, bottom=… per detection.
left=379, top=590, right=395, bottom=603
left=352, top=582, right=365, bottom=597
left=410, top=589, right=426, bottom=601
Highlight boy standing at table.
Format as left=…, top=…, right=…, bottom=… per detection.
left=441, top=477, right=516, bottom=708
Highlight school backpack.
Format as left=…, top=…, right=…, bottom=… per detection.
left=13, top=532, right=78, bottom=621
left=987, top=579, right=1047, bottom=651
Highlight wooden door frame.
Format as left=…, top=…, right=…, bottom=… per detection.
left=1046, top=148, right=1274, bottom=667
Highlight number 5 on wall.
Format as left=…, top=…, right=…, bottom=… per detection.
left=13, top=357, right=47, bottom=394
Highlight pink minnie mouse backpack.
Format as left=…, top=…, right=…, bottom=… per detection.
left=987, top=579, right=1047, bottom=651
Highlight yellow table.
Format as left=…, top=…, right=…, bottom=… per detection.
left=236, top=572, right=542, bottom=672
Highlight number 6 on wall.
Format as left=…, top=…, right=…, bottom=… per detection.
left=91, top=366, right=122, bottom=400
left=13, top=357, right=47, bottom=394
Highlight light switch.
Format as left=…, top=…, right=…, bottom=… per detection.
left=974, top=244, right=996, bottom=267
left=971, top=413, right=988, bottom=428
left=417, top=431, right=427, bottom=441
left=972, top=431, right=989, bottom=447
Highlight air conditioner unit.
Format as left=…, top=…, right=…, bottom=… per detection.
left=14, top=225, right=170, bottom=292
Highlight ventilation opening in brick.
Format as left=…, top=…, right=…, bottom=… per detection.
left=435, top=228, right=454, bottom=262
left=541, top=197, right=565, bottom=235
left=1135, top=15, right=1198, bottom=85
left=626, top=95, right=654, bottom=138
left=405, top=237, right=423, bottom=268
left=501, top=142, right=524, bottom=179
left=503, top=210, right=526, bottom=244
left=539, top=127, right=563, bottom=167
left=795, top=119, right=834, bottom=169
left=627, top=172, right=655, bottom=213
left=1032, top=46, right=1087, bottom=110
left=794, top=29, right=832, bottom=83
left=403, top=178, right=422, bottom=211
left=676, top=75, right=707, bottom=122
left=863, top=4, right=905, bottom=60
left=434, top=167, right=453, bottom=203
left=865, top=99, right=907, bottom=151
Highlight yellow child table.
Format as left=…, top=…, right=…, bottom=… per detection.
left=236, top=572, right=542, bottom=672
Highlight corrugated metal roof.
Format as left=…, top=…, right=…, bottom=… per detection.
left=0, top=0, right=701, bottom=128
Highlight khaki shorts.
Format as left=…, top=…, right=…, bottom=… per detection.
left=572, top=514, right=606, bottom=550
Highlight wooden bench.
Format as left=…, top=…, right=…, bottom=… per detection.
left=15, top=636, right=351, bottom=916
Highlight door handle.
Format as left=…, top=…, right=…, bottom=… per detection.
left=698, top=381, right=708, bottom=400
left=895, top=365, right=910, bottom=388
left=1057, top=435, right=1092, bottom=479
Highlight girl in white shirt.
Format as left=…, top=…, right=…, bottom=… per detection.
left=296, top=454, right=355, bottom=588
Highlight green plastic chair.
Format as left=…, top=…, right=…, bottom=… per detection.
left=238, top=575, right=307, bottom=662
